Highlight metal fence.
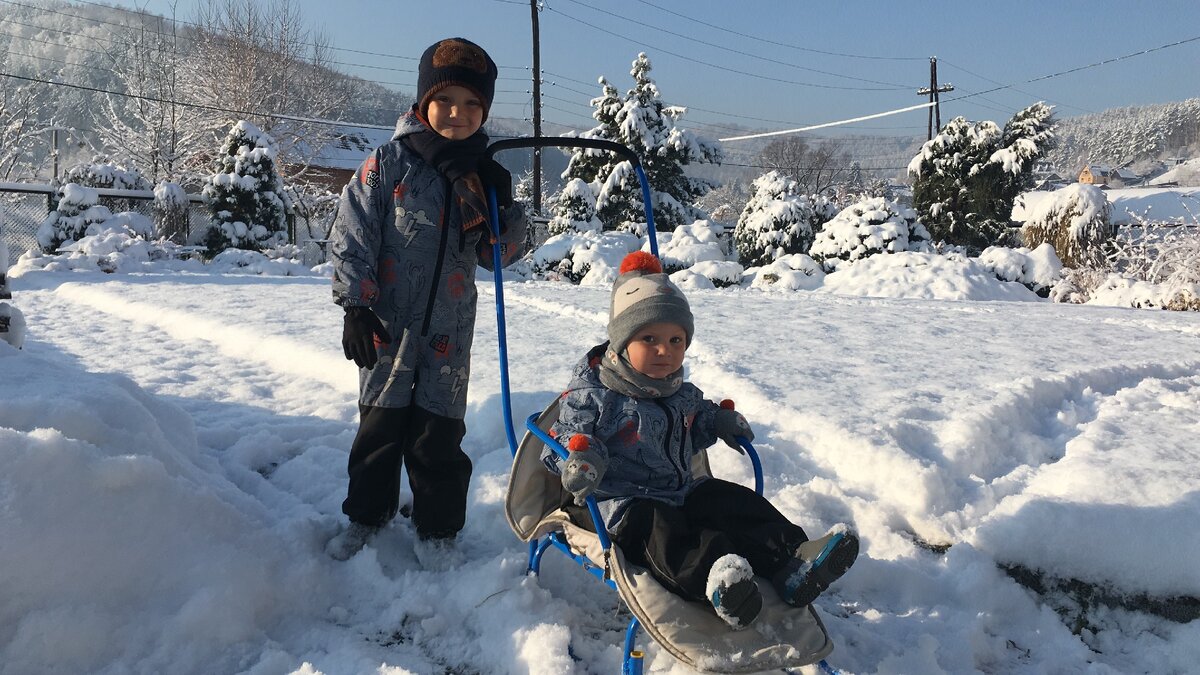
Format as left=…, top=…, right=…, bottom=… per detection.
left=1, top=183, right=211, bottom=266
left=0, top=183, right=335, bottom=267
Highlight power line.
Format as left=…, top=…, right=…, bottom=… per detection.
left=946, top=33, right=1200, bottom=104
left=719, top=103, right=935, bottom=142
left=635, top=0, right=927, bottom=62
left=544, top=5, right=907, bottom=92
left=559, top=0, right=913, bottom=89
left=936, top=58, right=1095, bottom=115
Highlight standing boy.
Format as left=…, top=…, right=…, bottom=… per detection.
left=545, top=251, right=858, bottom=629
left=327, top=37, right=526, bottom=561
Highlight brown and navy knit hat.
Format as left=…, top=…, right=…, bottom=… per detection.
left=607, top=252, right=694, bottom=354
left=417, top=37, right=498, bottom=122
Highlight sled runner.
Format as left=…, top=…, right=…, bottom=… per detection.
left=485, top=138, right=837, bottom=674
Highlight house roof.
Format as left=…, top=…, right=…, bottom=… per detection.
left=292, top=125, right=395, bottom=171
left=1083, top=165, right=1139, bottom=180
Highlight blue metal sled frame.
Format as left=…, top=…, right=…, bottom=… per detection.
left=485, top=138, right=826, bottom=675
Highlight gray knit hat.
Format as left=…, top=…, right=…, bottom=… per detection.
left=607, top=252, right=694, bottom=354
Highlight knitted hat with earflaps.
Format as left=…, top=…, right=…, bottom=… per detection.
left=607, top=251, right=694, bottom=354
left=416, top=37, right=498, bottom=122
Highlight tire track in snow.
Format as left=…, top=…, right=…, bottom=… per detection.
left=933, top=361, right=1200, bottom=526
left=53, top=282, right=357, bottom=395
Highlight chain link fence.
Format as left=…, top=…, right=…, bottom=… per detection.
left=1, top=183, right=329, bottom=266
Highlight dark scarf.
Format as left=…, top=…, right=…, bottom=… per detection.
left=598, top=344, right=684, bottom=399
left=403, top=118, right=512, bottom=232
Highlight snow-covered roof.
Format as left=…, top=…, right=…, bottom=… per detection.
left=295, top=126, right=394, bottom=171
left=1083, top=165, right=1140, bottom=181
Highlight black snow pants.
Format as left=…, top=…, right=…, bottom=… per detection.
left=341, top=404, right=472, bottom=539
left=572, top=479, right=810, bottom=602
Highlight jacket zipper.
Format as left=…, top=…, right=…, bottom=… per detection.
left=654, top=400, right=686, bottom=487
left=421, top=183, right=453, bottom=336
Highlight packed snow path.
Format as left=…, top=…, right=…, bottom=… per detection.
left=4, top=271, right=1200, bottom=674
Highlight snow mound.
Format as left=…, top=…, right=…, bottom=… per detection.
left=819, top=251, right=1043, bottom=301
left=0, top=345, right=316, bottom=673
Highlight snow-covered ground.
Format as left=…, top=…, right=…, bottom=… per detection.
left=3, top=262, right=1200, bottom=674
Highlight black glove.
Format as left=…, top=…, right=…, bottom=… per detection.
left=478, top=158, right=513, bottom=210
left=342, top=306, right=392, bottom=370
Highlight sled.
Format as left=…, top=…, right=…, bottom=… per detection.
left=485, top=138, right=837, bottom=674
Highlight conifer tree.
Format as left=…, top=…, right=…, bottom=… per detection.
left=201, top=121, right=291, bottom=256
left=559, top=54, right=722, bottom=232
left=734, top=171, right=836, bottom=267
left=910, top=103, right=1056, bottom=252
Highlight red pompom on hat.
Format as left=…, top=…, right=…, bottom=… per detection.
left=619, top=251, right=663, bottom=275
left=568, top=435, right=590, bottom=452
left=719, top=399, right=736, bottom=410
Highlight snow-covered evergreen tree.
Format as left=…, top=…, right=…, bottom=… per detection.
left=559, top=54, right=722, bottom=232
left=200, top=121, right=291, bottom=256
left=548, top=178, right=601, bottom=235
left=1021, top=183, right=1114, bottom=268
left=910, top=103, right=1056, bottom=252
left=37, top=184, right=115, bottom=253
left=560, top=77, right=623, bottom=199
left=809, top=197, right=931, bottom=271
left=733, top=171, right=837, bottom=267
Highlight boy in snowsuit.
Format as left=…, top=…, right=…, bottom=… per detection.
left=327, top=37, right=526, bottom=561
left=544, top=251, right=858, bottom=629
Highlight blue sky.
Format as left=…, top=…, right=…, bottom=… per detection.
left=107, top=0, right=1200, bottom=139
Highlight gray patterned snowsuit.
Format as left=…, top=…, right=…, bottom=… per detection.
left=329, top=111, right=525, bottom=533
left=331, top=111, right=525, bottom=419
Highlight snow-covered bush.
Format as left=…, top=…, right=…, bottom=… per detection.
left=746, top=254, right=825, bottom=291
left=530, top=230, right=640, bottom=284
left=978, top=243, right=1063, bottom=296
left=820, top=251, right=1042, bottom=302
left=201, top=121, right=291, bottom=257
left=1106, top=215, right=1200, bottom=288
left=734, top=171, right=837, bottom=267
left=1083, top=273, right=1200, bottom=311
left=672, top=260, right=744, bottom=289
left=654, top=220, right=727, bottom=273
left=1021, top=183, right=1114, bottom=268
left=37, top=184, right=115, bottom=252
left=153, top=180, right=190, bottom=243
left=548, top=178, right=602, bottom=235
left=17, top=230, right=194, bottom=274
left=809, top=197, right=931, bottom=271
left=62, top=159, right=151, bottom=192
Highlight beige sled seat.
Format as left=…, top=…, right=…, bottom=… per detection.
left=505, top=398, right=835, bottom=673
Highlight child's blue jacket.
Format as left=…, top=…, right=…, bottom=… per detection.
left=546, top=343, right=725, bottom=529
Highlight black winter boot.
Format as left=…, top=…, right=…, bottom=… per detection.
left=772, top=527, right=859, bottom=607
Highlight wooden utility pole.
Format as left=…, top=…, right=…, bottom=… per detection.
left=917, top=57, right=954, bottom=140
left=530, top=0, right=543, bottom=214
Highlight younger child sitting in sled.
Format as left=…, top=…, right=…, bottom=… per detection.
left=543, top=251, right=859, bottom=630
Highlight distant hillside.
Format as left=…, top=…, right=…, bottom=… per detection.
left=1046, top=98, right=1200, bottom=173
